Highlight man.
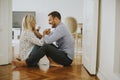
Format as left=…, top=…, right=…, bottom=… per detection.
left=12, top=11, right=74, bottom=67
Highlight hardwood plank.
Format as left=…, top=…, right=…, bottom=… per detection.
left=0, top=64, right=99, bottom=80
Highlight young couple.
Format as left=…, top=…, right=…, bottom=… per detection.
left=12, top=11, right=74, bottom=68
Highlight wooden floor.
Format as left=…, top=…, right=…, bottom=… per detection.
left=0, top=64, right=98, bottom=80
left=0, top=56, right=99, bottom=80
left=0, top=38, right=99, bottom=80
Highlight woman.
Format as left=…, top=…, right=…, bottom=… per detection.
left=18, top=15, right=44, bottom=60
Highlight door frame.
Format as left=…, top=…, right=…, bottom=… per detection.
left=82, top=0, right=99, bottom=75
left=0, top=0, right=12, bottom=65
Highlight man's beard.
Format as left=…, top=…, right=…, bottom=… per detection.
left=52, top=24, right=56, bottom=28
left=52, top=26, right=56, bottom=28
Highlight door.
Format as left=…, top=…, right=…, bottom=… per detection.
left=82, top=0, right=99, bottom=74
left=0, top=0, right=12, bottom=65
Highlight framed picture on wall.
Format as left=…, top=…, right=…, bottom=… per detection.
left=12, top=11, right=36, bottom=40
left=12, top=11, right=36, bottom=28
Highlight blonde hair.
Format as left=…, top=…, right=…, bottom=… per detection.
left=22, top=15, right=36, bottom=30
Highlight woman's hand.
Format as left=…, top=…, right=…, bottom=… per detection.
left=33, top=30, right=42, bottom=39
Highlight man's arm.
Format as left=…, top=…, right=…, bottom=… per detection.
left=43, top=26, right=65, bottom=44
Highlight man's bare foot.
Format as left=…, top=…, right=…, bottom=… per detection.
left=12, top=60, right=27, bottom=67
left=48, top=57, right=63, bottom=67
left=50, top=63, right=63, bottom=67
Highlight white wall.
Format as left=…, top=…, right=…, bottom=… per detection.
left=12, top=0, right=83, bottom=30
left=97, top=0, right=120, bottom=80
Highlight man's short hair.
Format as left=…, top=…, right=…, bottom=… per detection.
left=48, top=11, right=61, bottom=20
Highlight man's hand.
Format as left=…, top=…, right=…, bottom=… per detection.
left=43, top=28, right=51, bottom=36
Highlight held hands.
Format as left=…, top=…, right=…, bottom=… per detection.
left=43, top=28, right=51, bottom=36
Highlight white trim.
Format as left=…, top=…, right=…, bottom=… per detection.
left=97, top=68, right=120, bottom=80
left=114, top=0, right=120, bottom=75
left=0, top=0, right=12, bottom=65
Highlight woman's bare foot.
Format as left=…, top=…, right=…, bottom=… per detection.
left=16, top=58, right=21, bottom=61
left=12, top=60, right=27, bottom=67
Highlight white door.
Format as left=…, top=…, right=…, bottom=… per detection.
left=82, top=0, right=99, bottom=75
left=0, top=0, right=12, bottom=65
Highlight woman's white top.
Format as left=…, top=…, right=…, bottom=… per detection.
left=19, top=30, right=44, bottom=60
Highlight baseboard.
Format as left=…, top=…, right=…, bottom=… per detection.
left=97, top=69, right=108, bottom=80
left=97, top=68, right=120, bottom=80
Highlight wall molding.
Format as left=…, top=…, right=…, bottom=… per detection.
left=97, top=68, right=120, bottom=80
